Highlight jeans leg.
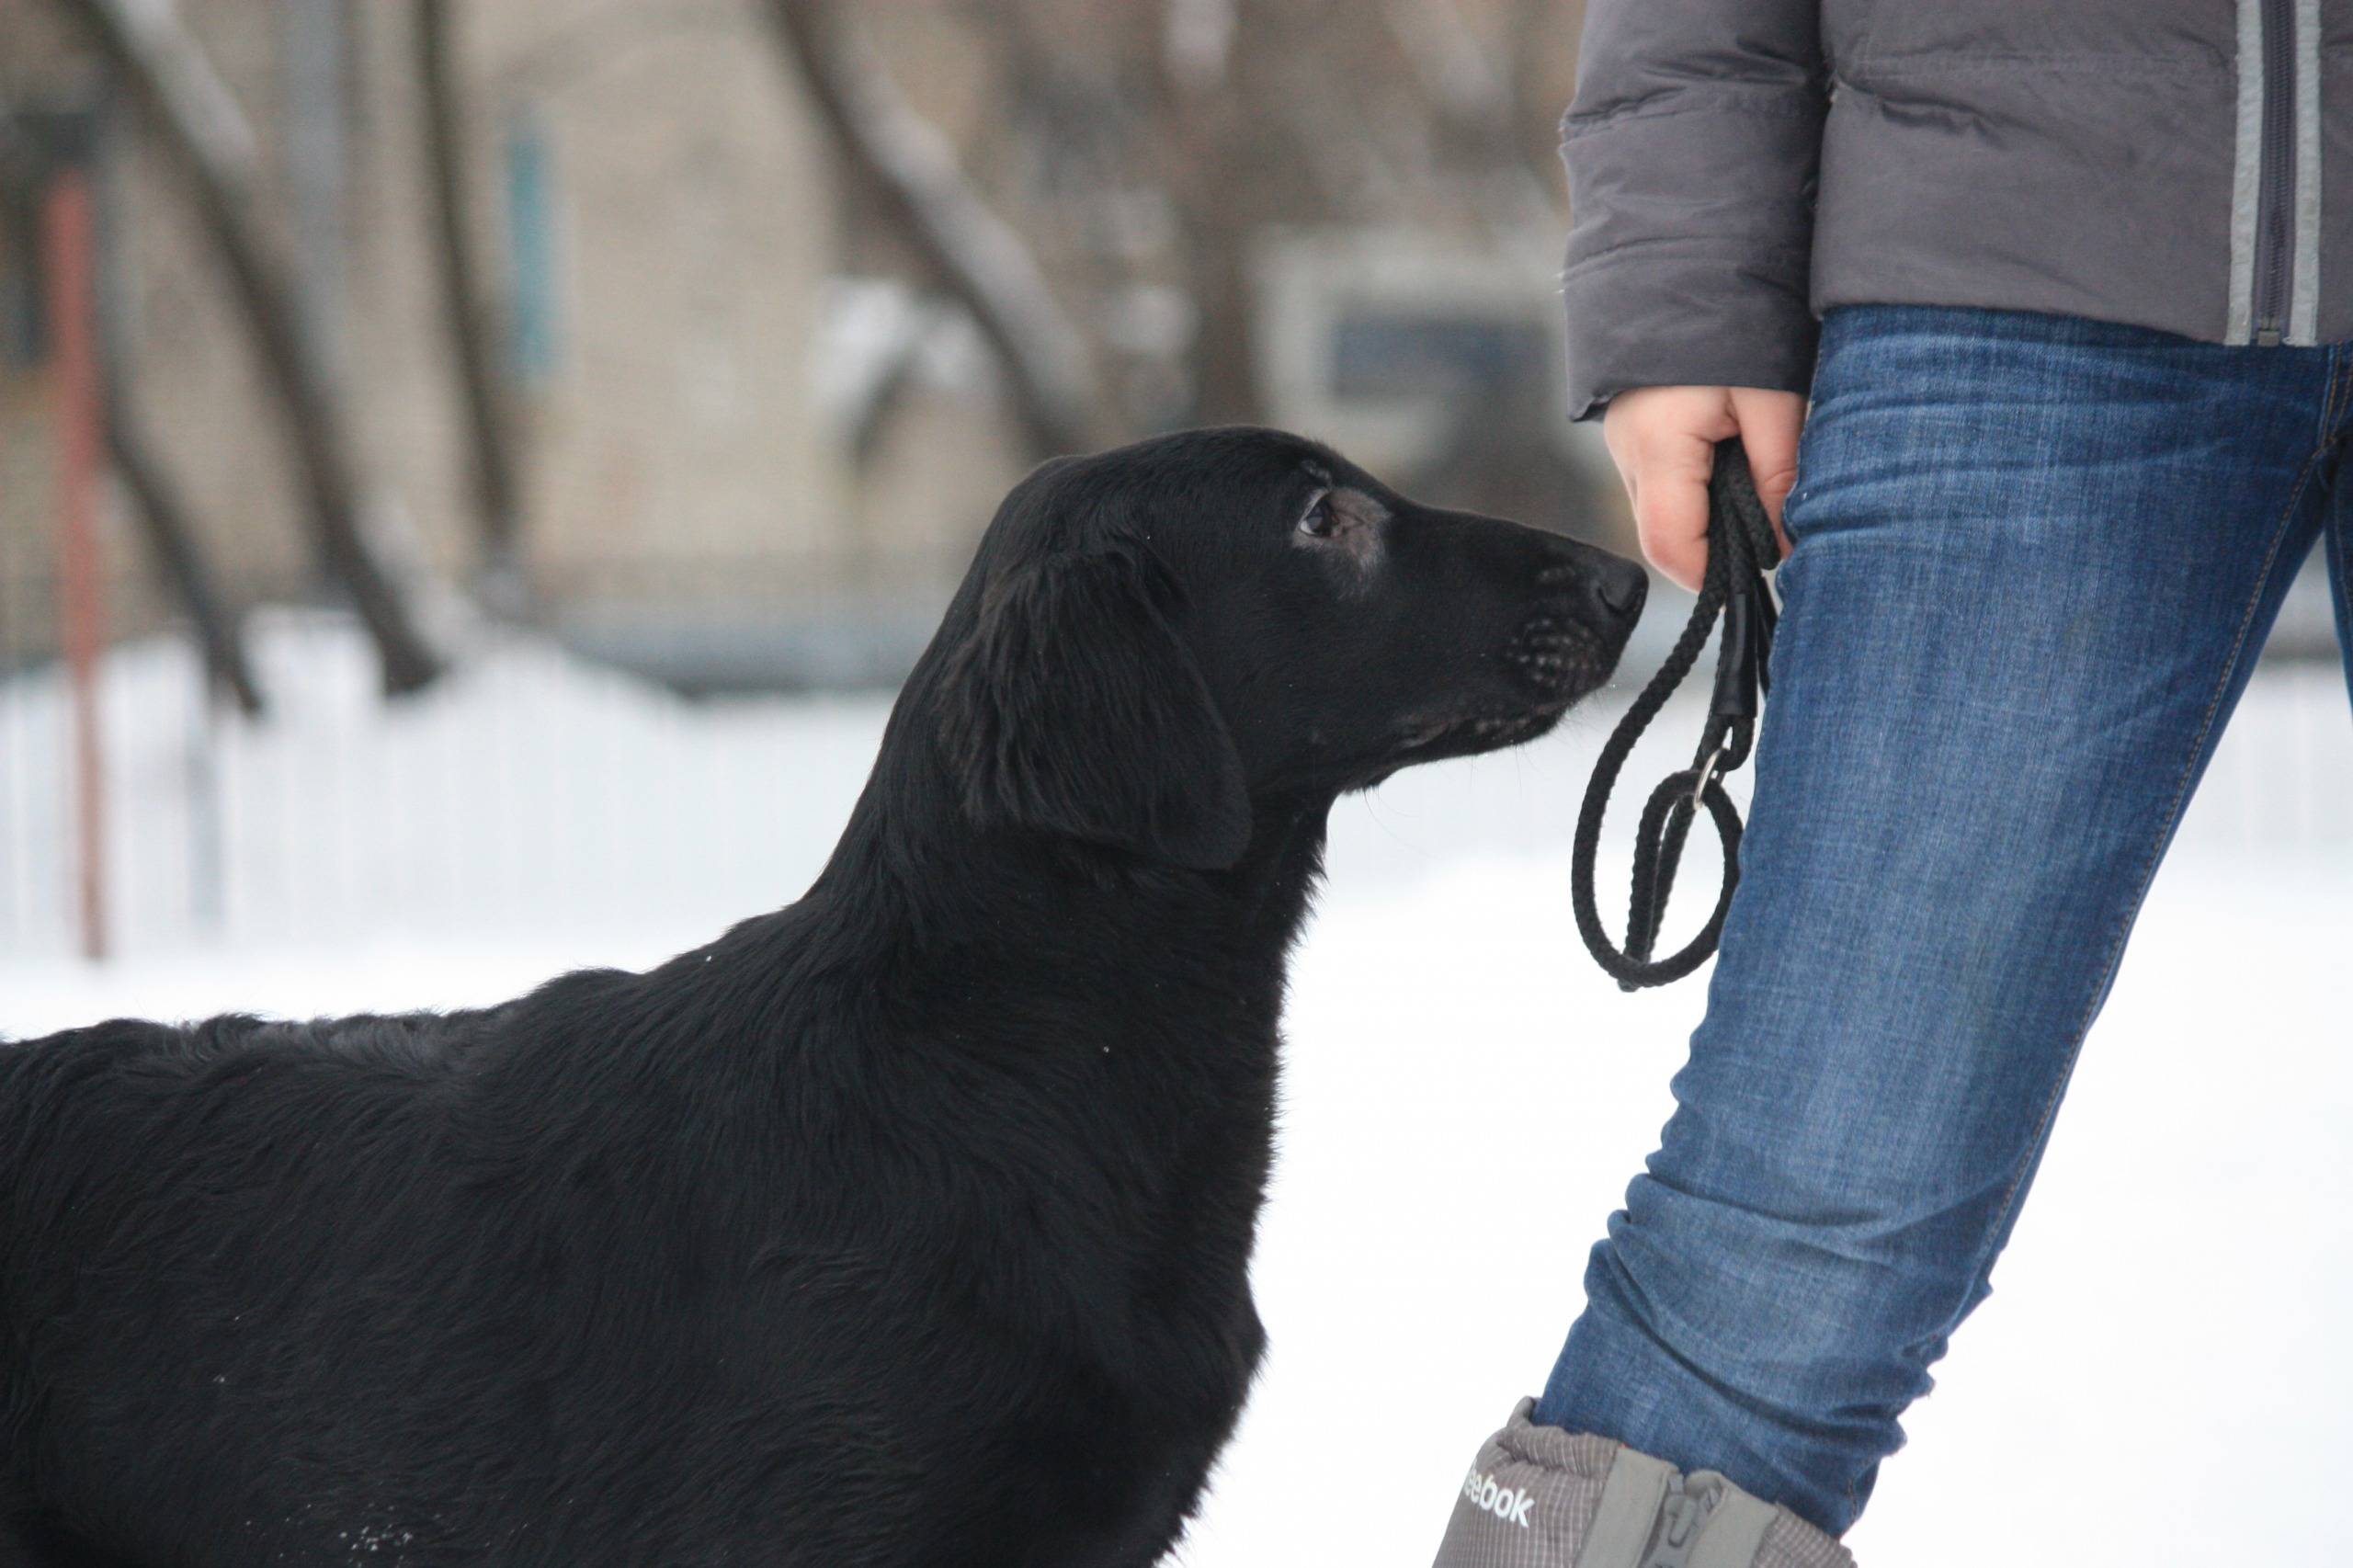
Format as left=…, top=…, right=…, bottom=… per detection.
left=2329, top=437, right=2353, bottom=700
left=1537, top=309, right=2347, bottom=1536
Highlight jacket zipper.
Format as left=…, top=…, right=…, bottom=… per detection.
left=2253, top=0, right=2297, bottom=346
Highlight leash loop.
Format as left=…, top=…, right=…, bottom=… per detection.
left=1572, top=439, right=1779, bottom=992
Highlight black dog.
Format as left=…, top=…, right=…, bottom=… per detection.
left=0, top=427, right=1643, bottom=1568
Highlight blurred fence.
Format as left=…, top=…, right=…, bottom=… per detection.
left=1, top=599, right=2347, bottom=968
left=0, top=608, right=892, bottom=961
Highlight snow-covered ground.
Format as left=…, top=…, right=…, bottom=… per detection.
left=3, top=620, right=2349, bottom=1565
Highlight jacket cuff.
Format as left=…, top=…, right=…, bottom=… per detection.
left=1562, top=252, right=1820, bottom=420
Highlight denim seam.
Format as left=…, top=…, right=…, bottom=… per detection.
left=2331, top=505, right=2352, bottom=656
left=1927, top=400, right=2330, bottom=1417
left=2321, top=344, right=2351, bottom=449
left=2326, top=348, right=2353, bottom=677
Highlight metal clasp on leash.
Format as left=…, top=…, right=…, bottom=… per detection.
left=1688, top=743, right=1727, bottom=812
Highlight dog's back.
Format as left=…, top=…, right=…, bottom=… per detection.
left=0, top=1007, right=525, bottom=1563
left=5, top=945, right=1149, bottom=1556
left=0, top=1016, right=265, bottom=1559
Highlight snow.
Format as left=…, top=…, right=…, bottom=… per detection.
left=3, top=619, right=2349, bottom=1566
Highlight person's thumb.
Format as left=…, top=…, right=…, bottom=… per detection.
left=1629, top=431, right=1720, bottom=594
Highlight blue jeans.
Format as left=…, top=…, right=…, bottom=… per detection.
left=1536, top=306, right=2353, bottom=1536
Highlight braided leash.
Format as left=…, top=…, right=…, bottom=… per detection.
left=1573, top=438, right=1779, bottom=991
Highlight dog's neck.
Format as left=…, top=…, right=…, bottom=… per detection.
left=809, top=753, right=1332, bottom=1023
left=835, top=789, right=1328, bottom=944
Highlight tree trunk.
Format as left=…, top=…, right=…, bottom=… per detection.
left=103, top=377, right=267, bottom=716
left=415, top=0, right=522, bottom=582
left=54, top=0, right=444, bottom=694
left=1181, top=204, right=1262, bottom=427
left=1161, top=61, right=1265, bottom=427
left=759, top=0, right=1114, bottom=460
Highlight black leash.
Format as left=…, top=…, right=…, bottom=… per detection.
left=1573, top=438, right=1779, bottom=991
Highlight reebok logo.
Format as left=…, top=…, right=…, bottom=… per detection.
left=1461, top=1465, right=1536, bottom=1528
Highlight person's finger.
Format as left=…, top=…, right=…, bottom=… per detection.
left=1728, top=387, right=1807, bottom=562
left=1607, top=388, right=1734, bottom=593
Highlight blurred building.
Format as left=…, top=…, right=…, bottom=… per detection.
left=0, top=0, right=1611, bottom=695
left=1, top=0, right=1038, bottom=690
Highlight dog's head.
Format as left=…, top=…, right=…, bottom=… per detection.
left=919, top=426, right=1645, bottom=870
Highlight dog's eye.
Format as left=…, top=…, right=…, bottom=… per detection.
left=1297, top=489, right=1336, bottom=538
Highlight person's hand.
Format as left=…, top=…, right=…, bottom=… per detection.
left=1601, top=387, right=1804, bottom=593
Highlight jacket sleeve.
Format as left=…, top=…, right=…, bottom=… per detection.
left=1560, top=0, right=1827, bottom=419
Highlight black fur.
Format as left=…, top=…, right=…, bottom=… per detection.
left=0, top=427, right=1643, bottom=1568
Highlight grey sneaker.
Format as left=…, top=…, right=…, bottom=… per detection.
left=1432, top=1400, right=1855, bottom=1568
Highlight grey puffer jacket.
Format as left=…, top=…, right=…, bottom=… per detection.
left=1562, top=0, right=2353, bottom=417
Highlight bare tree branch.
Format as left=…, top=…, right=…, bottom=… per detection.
left=52, top=0, right=444, bottom=694
left=759, top=0, right=1114, bottom=460
left=415, top=0, right=523, bottom=579
left=103, top=378, right=267, bottom=715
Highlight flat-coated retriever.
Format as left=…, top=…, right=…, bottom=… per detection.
left=1, top=426, right=1644, bottom=1568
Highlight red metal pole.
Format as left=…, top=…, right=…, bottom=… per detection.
left=44, top=168, right=108, bottom=963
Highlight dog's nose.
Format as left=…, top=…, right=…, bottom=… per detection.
left=1587, top=557, right=1649, bottom=627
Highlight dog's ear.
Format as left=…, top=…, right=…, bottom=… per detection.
left=938, top=548, right=1252, bottom=870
